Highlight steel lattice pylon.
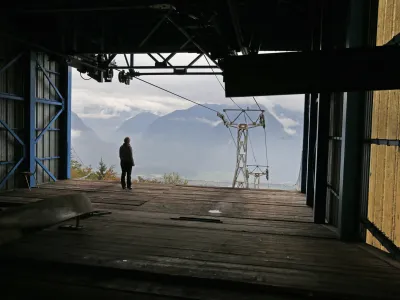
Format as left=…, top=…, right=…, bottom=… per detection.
left=233, top=124, right=249, bottom=188
left=247, top=165, right=269, bottom=189
left=218, top=108, right=265, bottom=189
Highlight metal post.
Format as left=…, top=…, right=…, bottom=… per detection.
left=306, top=0, right=322, bottom=206
left=301, top=94, right=310, bottom=193
left=233, top=126, right=249, bottom=188
left=59, top=65, right=72, bottom=179
left=313, top=93, right=330, bottom=223
left=23, top=52, right=37, bottom=187
left=306, top=94, right=318, bottom=207
left=338, top=0, right=376, bottom=241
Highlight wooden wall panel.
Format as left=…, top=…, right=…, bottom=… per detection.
left=367, top=0, right=400, bottom=249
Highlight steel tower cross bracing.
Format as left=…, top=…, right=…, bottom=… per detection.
left=219, top=109, right=265, bottom=188
left=233, top=125, right=249, bottom=188
left=247, top=165, right=269, bottom=189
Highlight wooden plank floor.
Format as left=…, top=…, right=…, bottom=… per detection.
left=0, top=180, right=400, bottom=300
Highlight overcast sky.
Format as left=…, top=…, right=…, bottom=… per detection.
left=71, top=54, right=304, bottom=119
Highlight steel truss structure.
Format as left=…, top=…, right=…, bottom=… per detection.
left=219, top=109, right=265, bottom=189
left=247, top=165, right=269, bottom=189
left=71, top=8, right=222, bottom=82
left=0, top=52, right=70, bottom=189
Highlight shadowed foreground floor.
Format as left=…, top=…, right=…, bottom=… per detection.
left=0, top=180, right=399, bottom=299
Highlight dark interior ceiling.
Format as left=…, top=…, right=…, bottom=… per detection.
left=0, top=0, right=314, bottom=59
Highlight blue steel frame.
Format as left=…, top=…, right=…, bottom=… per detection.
left=0, top=51, right=71, bottom=189
left=0, top=53, right=25, bottom=189
left=33, top=56, right=66, bottom=183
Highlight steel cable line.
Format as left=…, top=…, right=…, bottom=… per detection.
left=244, top=114, right=258, bottom=165
left=133, top=77, right=219, bottom=113
left=251, top=96, right=269, bottom=175
left=228, top=127, right=237, bottom=147
left=71, top=146, right=95, bottom=180
left=203, top=55, right=242, bottom=110
left=133, top=76, right=238, bottom=147
left=204, top=55, right=263, bottom=173
left=252, top=96, right=262, bottom=110
left=71, top=146, right=85, bottom=166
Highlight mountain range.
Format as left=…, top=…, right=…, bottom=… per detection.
left=71, top=104, right=304, bottom=184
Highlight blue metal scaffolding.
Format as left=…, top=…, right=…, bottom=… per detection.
left=0, top=51, right=71, bottom=189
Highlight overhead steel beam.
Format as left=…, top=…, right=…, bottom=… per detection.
left=224, top=46, right=400, bottom=97
left=139, top=9, right=173, bottom=48
left=109, top=65, right=218, bottom=69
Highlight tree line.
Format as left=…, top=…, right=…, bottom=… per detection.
left=71, top=157, right=188, bottom=185
left=71, top=158, right=118, bottom=180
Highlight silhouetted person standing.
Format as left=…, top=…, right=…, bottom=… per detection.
left=119, top=137, right=135, bottom=190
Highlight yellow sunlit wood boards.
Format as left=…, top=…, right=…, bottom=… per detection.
left=367, top=0, right=400, bottom=250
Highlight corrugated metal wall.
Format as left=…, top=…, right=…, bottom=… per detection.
left=0, top=45, right=63, bottom=190
left=367, top=0, right=400, bottom=249
left=0, top=45, right=25, bottom=190
left=35, top=53, right=61, bottom=185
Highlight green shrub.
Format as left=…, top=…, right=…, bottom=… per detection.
left=133, top=173, right=188, bottom=185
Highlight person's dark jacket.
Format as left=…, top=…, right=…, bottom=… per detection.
left=119, top=143, right=135, bottom=166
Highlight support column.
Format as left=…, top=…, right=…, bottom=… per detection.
left=338, top=0, right=377, bottom=241
left=59, top=65, right=72, bottom=179
left=339, top=91, right=365, bottom=240
left=301, top=94, right=310, bottom=193
left=23, top=51, right=36, bottom=187
left=313, top=93, right=330, bottom=223
left=306, top=94, right=318, bottom=207
left=306, top=0, right=322, bottom=207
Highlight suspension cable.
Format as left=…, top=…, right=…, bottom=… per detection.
left=204, top=55, right=242, bottom=110
left=71, top=146, right=85, bottom=166
left=251, top=96, right=269, bottom=173
left=133, top=76, right=237, bottom=147
left=244, top=114, right=257, bottom=165
left=133, top=77, right=220, bottom=113
left=263, top=127, right=269, bottom=167
left=228, top=127, right=237, bottom=148
left=252, top=96, right=262, bottom=111
left=248, top=133, right=258, bottom=165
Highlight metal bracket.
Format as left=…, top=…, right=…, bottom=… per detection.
left=386, top=33, right=400, bottom=46
left=58, top=216, right=83, bottom=231
left=58, top=211, right=112, bottom=231
left=361, top=218, right=400, bottom=260
left=367, top=139, right=400, bottom=147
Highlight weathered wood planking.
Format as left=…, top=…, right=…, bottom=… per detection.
left=367, top=0, right=400, bottom=249
left=1, top=180, right=400, bottom=299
